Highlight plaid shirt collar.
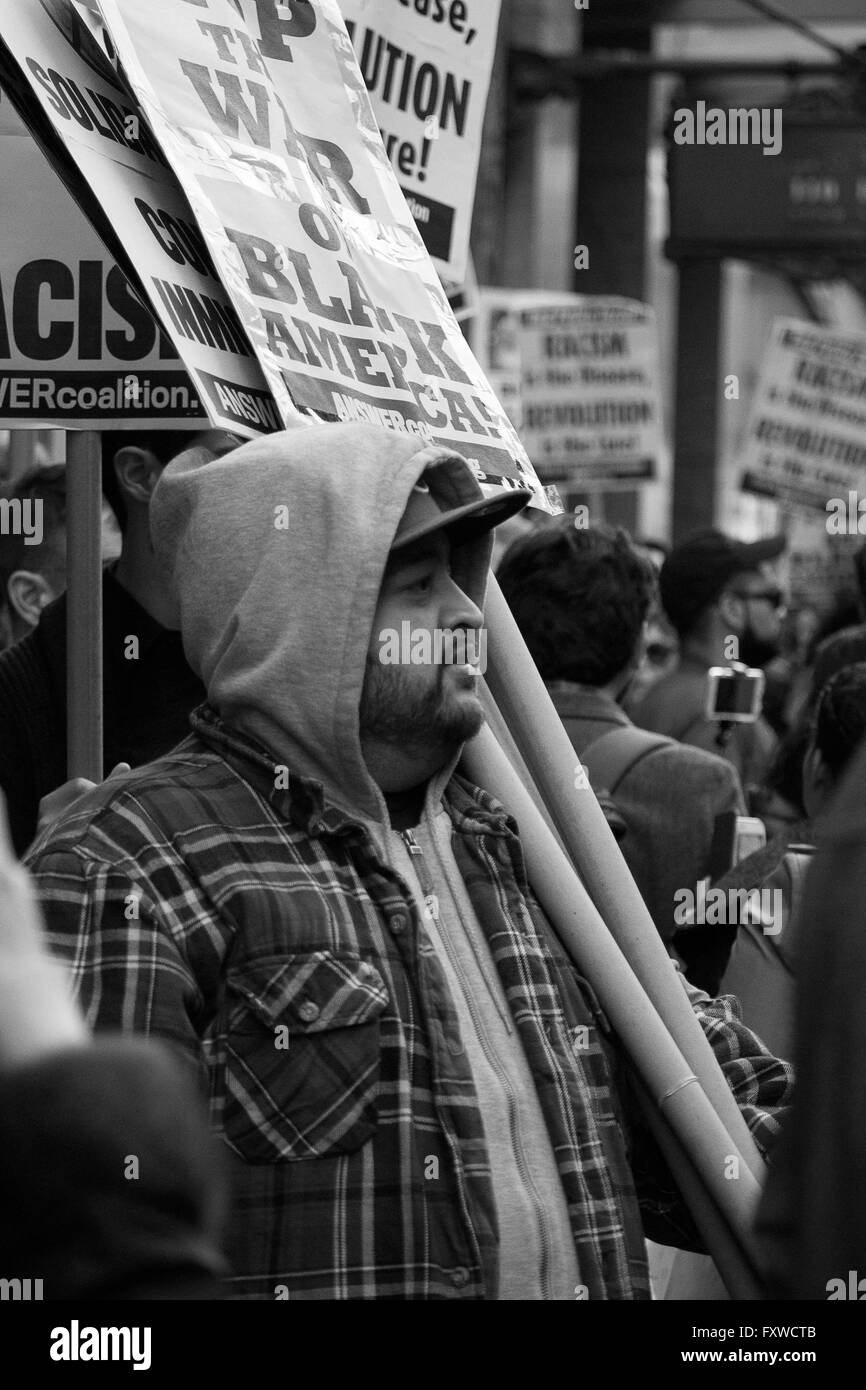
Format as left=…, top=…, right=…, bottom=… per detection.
left=190, top=701, right=517, bottom=843
left=191, top=702, right=334, bottom=835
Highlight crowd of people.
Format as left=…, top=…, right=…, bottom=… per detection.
left=0, top=424, right=863, bottom=1300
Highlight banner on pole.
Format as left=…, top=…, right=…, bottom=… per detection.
left=83, top=0, right=545, bottom=502
left=0, top=0, right=279, bottom=437
left=478, top=291, right=663, bottom=486
left=740, top=318, right=866, bottom=514
left=340, top=0, right=501, bottom=281
left=0, top=93, right=207, bottom=429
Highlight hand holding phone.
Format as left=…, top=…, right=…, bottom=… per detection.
left=705, top=662, right=765, bottom=724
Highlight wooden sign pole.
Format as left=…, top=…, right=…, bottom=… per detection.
left=463, top=719, right=766, bottom=1297
left=482, top=574, right=767, bottom=1186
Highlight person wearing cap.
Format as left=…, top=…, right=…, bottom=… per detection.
left=28, top=425, right=792, bottom=1300
left=631, top=529, right=787, bottom=793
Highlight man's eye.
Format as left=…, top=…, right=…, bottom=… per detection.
left=405, top=573, right=434, bottom=593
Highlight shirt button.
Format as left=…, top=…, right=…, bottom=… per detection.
left=447, top=1034, right=464, bottom=1056
left=389, top=911, right=409, bottom=935
left=298, top=999, right=320, bottom=1023
left=450, top=1267, right=470, bottom=1289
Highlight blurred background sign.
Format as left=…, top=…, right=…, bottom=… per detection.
left=739, top=317, right=866, bottom=512
left=477, top=290, right=663, bottom=487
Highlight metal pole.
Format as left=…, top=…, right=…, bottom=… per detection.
left=65, top=431, right=103, bottom=782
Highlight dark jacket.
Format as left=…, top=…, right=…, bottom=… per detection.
left=0, top=566, right=205, bottom=855
left=550, top=682, right=746, bottom=942
left=0, top=1038, right=225, bottom=1299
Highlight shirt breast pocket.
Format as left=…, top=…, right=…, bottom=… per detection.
left=219, top=951, right=389, bottom=1163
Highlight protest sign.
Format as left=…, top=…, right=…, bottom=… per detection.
left=0, top=0, right=279, bottom=436
left=87, top=0, right=545, bottom=502
left=339, top=0, right=501, bottom=281
left=0, top=93, right=207, bottom=429
left=783, top=510, right=858, bottom=617
left=477, top=291, right=663, bottom=486
left=740, top=318, right=866, bottom=514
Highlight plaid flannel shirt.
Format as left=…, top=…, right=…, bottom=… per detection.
left=29, top=703, right=793, bottom=1300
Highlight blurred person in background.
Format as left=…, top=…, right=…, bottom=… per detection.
left=784, top=545, right=866, bottom=732
left=0, top=466, right=121, bottom=652
left=632, top=529, right=786, bottom=795
left=0, top=467, right=67, bottom=648
left=497, top=519, right=744, bottom=969
left=0, top=789, right=225, bottom=1299
left=0, top=430, right=238, bottom=854
left=622, top=538, right=679, bottom=715
left=718, top=661, right=866, bottom=1061
left=755, top=624, right=866, bottom=832
left=757, top=727, right=866, bottom=1298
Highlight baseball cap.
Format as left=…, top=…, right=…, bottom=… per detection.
left=391, top=468, right=533, bottom=552
left=660, top=529, right=786, bottom=635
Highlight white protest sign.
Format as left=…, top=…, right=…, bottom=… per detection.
left=339, top=0, right=501, bottom=281
left=0, top=92, right=206, bottom=428
left=0, top=0, right=279, bottom=436
left=740, top=318, right=866, bottom=514
left=478, top=291, right=663, bottom=485
left=90, top=0, right=546, bottom=501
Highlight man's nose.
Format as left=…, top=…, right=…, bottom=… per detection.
left=441, top=574, right=484, bottom=630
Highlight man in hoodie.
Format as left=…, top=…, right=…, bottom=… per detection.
left=29, top=425, right=792, bottom=1300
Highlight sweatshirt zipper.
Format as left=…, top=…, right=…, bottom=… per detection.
left=400, top=826, right=554, bottom=1300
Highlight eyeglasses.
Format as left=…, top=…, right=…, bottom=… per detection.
left=730, top=587, right=786, bottom=611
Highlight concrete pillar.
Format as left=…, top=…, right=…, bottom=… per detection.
left=501, top=0, right=582, bottom=291
left=573, top=11, right=654, bottom=534
left=672, top=258, right=723, bottom=538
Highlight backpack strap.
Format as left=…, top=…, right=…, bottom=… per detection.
left=579, top=725, right=672, bottom=795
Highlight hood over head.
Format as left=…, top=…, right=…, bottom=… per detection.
left=151, top=422, right=526, bottom=824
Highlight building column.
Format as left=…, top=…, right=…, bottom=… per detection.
left=672, top=258, right=723, bottom=538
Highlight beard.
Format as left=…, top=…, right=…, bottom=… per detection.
left=358, top=654, right=484, bottom=755
left=738, top=625, right=781, bottom=669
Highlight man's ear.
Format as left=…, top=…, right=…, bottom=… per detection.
left=717, top=589, right=744, bottom=631
left=112, top=446, right=163, bottom=507
left=6, top=569, right=56, bottom=631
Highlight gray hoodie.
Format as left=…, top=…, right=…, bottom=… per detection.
left=150, top=423, right=494, bottom=822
